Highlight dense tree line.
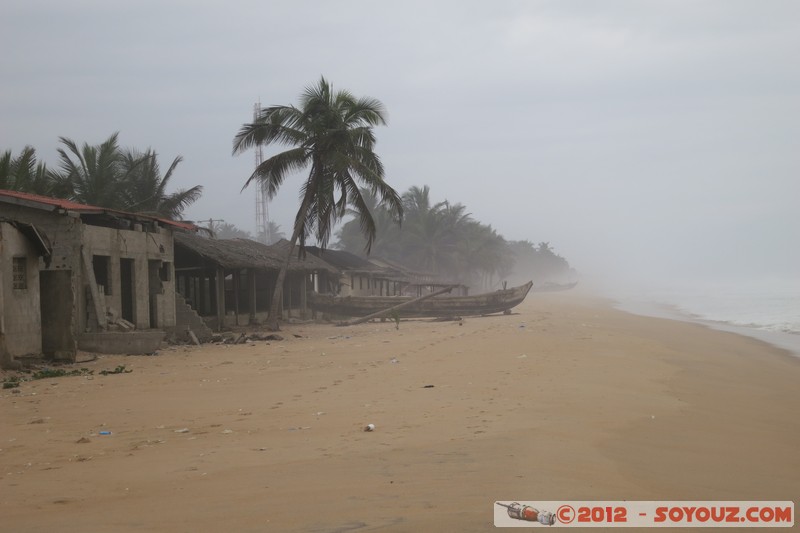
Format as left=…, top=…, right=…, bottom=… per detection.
left=335, top=185, right=574, bottom=289
left=1, top=132, right=202, bottom=219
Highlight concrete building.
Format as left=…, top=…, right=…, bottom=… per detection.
left=365, top=256, right=469, bottom=297
left=0, top=220, right=50, bottom=368
left=303, top=247, right=406, bottom=297
left=304, top=247, right=468, bottom=298
left=0, top=189, right=196, bottom=365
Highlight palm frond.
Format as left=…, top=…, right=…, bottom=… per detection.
left=243, top=146, right=308, bottom=193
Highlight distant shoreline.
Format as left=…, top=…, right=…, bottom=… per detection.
left=613, top=299, right=800, bottom=359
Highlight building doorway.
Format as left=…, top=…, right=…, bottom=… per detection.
left=39, top=270, right=75, bottom=359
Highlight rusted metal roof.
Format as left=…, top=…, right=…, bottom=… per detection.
left=0, top=189, right=197, bottom=231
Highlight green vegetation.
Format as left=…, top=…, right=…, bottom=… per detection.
left=30, top=367, right=93, bottom=379
left=233, top=77, right=403, bottom=329
left=335, top=186, right=574, bottom=289
left=1, top=133, right=202, bottom=220
left=98, top=365, right=132, bottom=375
left=2, top=365, right=132, bottom=389
left=3, top=376, right=20, bottom=389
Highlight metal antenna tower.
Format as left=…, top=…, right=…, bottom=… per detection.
left=253, top=101, right=271, bottom=244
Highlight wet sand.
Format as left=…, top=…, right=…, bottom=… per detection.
left=1, top=293, right=798, bottom=532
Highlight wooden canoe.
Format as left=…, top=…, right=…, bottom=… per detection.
left=309, top=281, right=533, bottom=318
left=533, top=281, right=578, bottom=292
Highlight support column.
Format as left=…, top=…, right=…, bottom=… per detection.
left=215, top=266, right=225, bottom=331
left=301, top=273, right=308, bottom=320
left=233, top=270, right=240, bottom=326
left=248, top=268, right=257, bottom=324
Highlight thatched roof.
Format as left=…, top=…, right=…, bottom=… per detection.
left=302, top=246, right=462, bottom=287
left=304, top=247, right=380, bottom=271
left=174, top=233, right=338, bottom=274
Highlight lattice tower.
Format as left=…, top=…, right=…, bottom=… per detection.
left=253, top=101, right=271, bottom=244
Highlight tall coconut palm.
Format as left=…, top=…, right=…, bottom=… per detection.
left=232, top=77, right=403, bottom=329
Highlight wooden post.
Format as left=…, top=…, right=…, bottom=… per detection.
left=301, top=273, right=308, bottom=320
left=248, top=268, right=256, bottom=324
left=198, top=274, right=206, bottom=315
left=287, top=273, right=292, bottom=319
left=233, top=270, right=240, bottom=326
left=215, top=266, right=225, bottom=331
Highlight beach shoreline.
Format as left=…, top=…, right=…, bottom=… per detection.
left=1, top=293, right=798, bottom=532
left=613, top=297, right=800, bottom=359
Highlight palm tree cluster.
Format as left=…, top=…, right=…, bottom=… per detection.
left=335, top=185, right=526, bottom=290
left=505, top=240, right=574, bottom=286
left=1, top=132, right=201, bottom=219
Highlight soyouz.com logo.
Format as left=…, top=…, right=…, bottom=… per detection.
left=493, top=501, right=794, bottom=528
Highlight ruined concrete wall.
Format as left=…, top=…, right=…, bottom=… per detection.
left=78, top=330, right=164, bottom=354
left=0, top=222, right=42, bottom=357
left=0, top=205, right=82, bottom=271
left=2, top=205, right=177, bottom=342
left=82, top=224, right=176, bottom=330
left=2, top=205, right=83, bottom=350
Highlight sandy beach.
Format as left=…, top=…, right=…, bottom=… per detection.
left=1, top=292, right=798, bottom=532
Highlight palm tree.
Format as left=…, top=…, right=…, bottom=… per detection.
left=50, top=132, right=131, bottom=208
left=232, top=77, right=403, bottom=329
left=49, top=133, right=202, bottom=219
left=506, top=240, right=572, bottom=284
left=455, top=221, right=513, bottom=289
left=334, top=187, right=402, bottom=256
left=399, top=186, right=470, bottom=274
left=210, top=222, right=253, bottom=240
left=121, top=149, right=202, bottom=219
left=0, top=146, right=51, bottom=195
left=258, top=221, right=285, bottom=245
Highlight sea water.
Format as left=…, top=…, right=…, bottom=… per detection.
left=612, top=278, right=800, bottom=358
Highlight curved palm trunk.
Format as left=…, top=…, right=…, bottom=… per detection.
left=266, top=183, right=316, bottom=331
left=266, top=224, right=303, bottom=331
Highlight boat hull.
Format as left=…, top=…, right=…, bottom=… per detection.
left=309, top=281, right=533, bottom=318
left=533, top=281, right=578, bottom=292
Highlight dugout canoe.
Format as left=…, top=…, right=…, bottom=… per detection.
left=309, top=281, right=533, bottom=318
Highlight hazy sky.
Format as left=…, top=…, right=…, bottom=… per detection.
left=2, top=0, right=798, bottom=288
